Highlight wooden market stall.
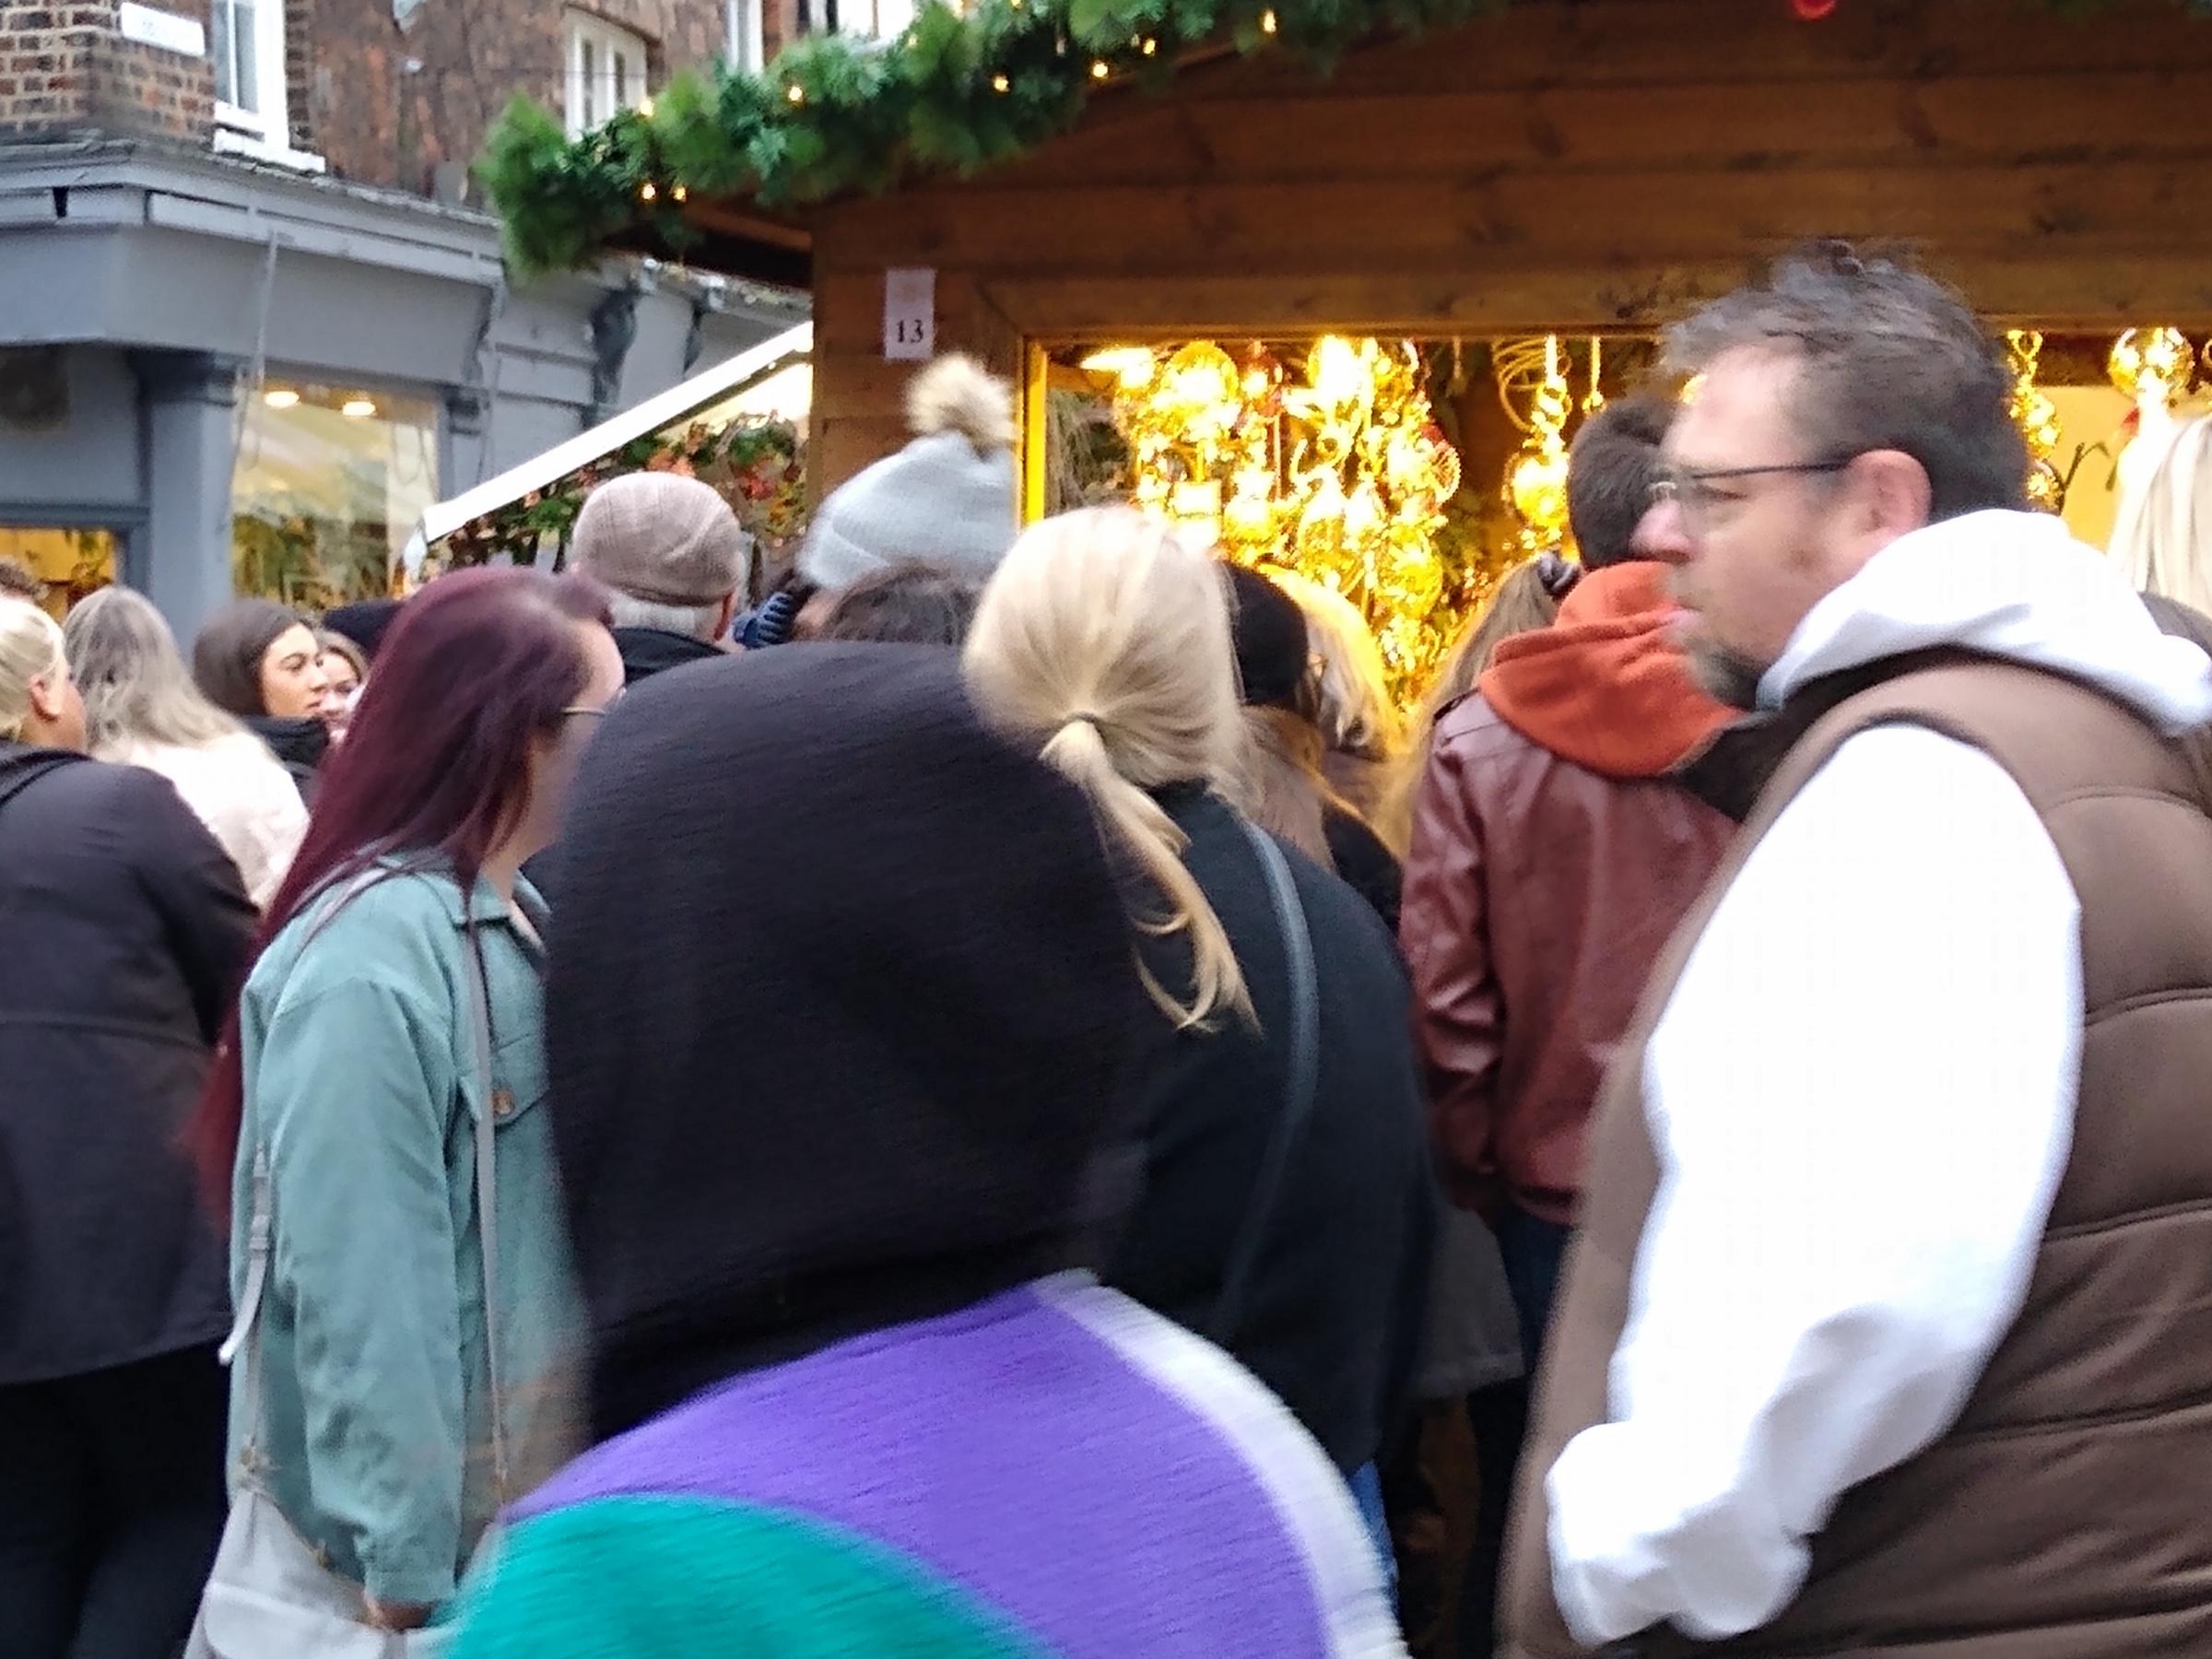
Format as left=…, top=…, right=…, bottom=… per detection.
left=485, top=0, right=2212, bottom=686
left=679, top=0, right=2212, bottom=488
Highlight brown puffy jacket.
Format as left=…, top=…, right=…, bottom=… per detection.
left=1400, top=563, right=1735, bottom=1222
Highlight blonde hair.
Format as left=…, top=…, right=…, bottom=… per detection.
left=0, top=596, right=66, bottom=744
left=64, top=586, right=240, bottom=757
left=2112, top=415, right=2212, bottom=615
left=965, top=509, right=1252, bottom=1027
left=1264, top=566, right=1404, bottom=759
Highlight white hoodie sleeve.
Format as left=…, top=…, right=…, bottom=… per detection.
left=1545, top=724, right=2082, bottom=1647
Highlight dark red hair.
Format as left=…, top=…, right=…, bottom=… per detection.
left=190, top=567, right=612, bottom=1210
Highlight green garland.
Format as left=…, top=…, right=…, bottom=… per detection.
left=481, top=0, right=2211, bottom=278
left=480, top=0, right=1514, bottom=274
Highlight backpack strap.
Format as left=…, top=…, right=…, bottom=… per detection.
left=1206, top=821, right=1323, bottom=1348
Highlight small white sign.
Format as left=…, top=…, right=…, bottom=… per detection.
left=119, top=2, right=207, bottom=56
left=883, top=268, right=935, bottom=362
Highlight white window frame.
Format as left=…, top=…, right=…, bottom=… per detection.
left=565, top=13, right=653, bottom=140
left=210, top=0, right=292, bottom=152
left=796, top=0, right=915, bottom=41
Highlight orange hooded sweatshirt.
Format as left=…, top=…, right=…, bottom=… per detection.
left=1478, top=560, right=1735, bottom=778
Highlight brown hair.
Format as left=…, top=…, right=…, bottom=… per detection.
left=1662, top=241, right=2027, bottom=523
left=0, top=556, right=45, bottom=605
left=817, top=562, right=981, bottom=646
left=1372, top=559, right=1567, bottom=849
left=1569, top=395, right=1674, bottom=570
left=193, top=599, right=307, bottom=718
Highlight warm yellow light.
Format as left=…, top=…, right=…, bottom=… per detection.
left=1141, top=35, right=1157, bottom=54
left=672, top=183, right=688, bottom=201
left=638, top=96, right=655, bottom=118
left=640, top=180, right=657, bottom=201
left=1080, top=347, right=1159, bottom=390
left=785, top=82, right=806, bottom=103
left=263, top=388, right=300, bottom=409
left=1090, top=59, right=1110, bottom=78
left=991, top=72, right=1010, bottom=92
left=1261, top=8, right=1277, bottom=32
left=341, top=398, right=377, bottom=421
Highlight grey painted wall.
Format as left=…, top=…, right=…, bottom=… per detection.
left=0, top=347, right=143, bottom=516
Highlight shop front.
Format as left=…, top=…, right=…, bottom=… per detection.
left=0, top=137, right=802, bottom=637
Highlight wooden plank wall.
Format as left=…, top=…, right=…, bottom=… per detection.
left=804, top=0, right=2212, bottom=493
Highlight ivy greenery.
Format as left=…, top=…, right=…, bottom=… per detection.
left=481, top=0, right=2211, bottom=277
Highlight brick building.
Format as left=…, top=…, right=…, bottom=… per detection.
left=0, top=0, right=818, bottom=635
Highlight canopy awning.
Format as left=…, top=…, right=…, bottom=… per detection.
left=412, top=321, right=813, bottom=549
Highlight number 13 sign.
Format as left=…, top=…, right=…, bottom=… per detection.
left=884, top=268, right=935, bottom=362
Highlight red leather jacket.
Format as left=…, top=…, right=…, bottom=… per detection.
left=1400, top=563, right=1736, bottom=1222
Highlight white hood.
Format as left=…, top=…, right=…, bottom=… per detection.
left=1759, top=510, right=2212, bottom=734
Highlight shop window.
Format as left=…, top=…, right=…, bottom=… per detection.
left=210, top=0, right=290, bottom=149
left=232, top=384, right=437, bottom=608
left=794, top=0, right=915, bottom=41
left=565, top=13, right=653, bottom=139
left=0, top=526, right=117, bottom=618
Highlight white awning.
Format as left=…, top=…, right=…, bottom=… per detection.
left=413, top=320, right=813, bottom=548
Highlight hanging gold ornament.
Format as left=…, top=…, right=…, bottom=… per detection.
left=1502, top=335, right=1573, bottom=554
left=2005, top=330, right=2064, bottom=512
left=1081, top=335, right=1466, bottom=700
left=2109, top=327, right=2195, bottom=407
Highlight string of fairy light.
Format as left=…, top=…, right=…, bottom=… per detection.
left=480, top=0, right=1564, bottom=275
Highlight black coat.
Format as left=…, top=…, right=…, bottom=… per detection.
left=612, top=625, right=725, bottom=686
left=0, top=742, right=256, bottom=1382
left=1107, top=784, right=1436, bottom=1473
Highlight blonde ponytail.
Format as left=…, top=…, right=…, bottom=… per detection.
left=0, top=597, right=65, bottom=744
left=966, top=509, right=1252, bottom=1028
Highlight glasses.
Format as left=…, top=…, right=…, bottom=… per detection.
left=1650, top=458, right=1857, bottom=524
left=559, top=686, right=626, bottom=722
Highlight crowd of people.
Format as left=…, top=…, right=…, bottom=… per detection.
left=6, top=242, right=2212, bottom=1659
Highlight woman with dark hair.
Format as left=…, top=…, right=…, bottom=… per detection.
left=192, top=599, right=332, bottom=797
left=186, top=569, right=621, bottom=1643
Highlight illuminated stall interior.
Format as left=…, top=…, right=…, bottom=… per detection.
left=1039, top=326, right=2211, bottom=705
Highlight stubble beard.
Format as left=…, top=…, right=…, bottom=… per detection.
left=1685, top=636, right=1770, bottom=712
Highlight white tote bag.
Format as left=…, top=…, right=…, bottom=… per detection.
left=187, top=915, right=508, bottom=1658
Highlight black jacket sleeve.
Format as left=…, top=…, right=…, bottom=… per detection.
left=125, top=773, right=259, bottom=1043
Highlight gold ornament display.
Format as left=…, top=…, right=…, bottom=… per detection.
left=2005, top=330, right=2065, bottom=512
left=1079, top=335, right=1465, bottom=699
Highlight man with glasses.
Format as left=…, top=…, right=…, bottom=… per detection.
left=1504, top=246, right=2212, bottom=1658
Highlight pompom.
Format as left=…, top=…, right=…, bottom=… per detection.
left=905, top=354, right=1016, bottom=453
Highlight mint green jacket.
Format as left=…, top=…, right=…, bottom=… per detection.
left=225, top=861, right=584, bottom=1608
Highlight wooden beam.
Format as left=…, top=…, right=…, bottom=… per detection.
left=959, top=254, right=2212, bottom=341
left=976, top=70, right=2212, bottom=193
left=809, top=159, right=2212, bottom=276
